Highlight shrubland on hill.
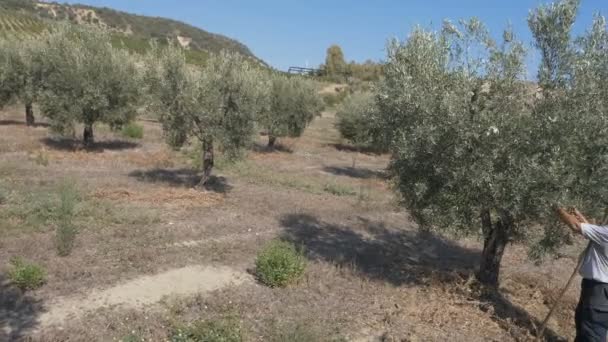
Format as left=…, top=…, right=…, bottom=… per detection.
left=0, top=0, right=265, bottom=66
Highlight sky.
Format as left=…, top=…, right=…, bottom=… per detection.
left=63, top=0, right=608, bottom=76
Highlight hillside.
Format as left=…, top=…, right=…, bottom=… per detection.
left=0, top=0, right=265, bottom=65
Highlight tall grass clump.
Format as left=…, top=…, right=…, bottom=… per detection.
left=255, top=240, right=306, bottom=288
left=55, top=183, right=79, bottom=256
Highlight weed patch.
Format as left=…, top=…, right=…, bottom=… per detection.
left=171, top=317, right=243, bottom=342
left=121, top=123, right=144, bottom=139
left=323, top=182, right=357, bottom=196
left=8, top=256, right=46, bottom=291
left=255, top=240, right=306, bottom=288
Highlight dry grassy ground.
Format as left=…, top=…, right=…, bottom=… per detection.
left=0, top=103, right=588, bottom=341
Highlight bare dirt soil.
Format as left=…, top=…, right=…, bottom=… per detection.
left=0, top=103, right=586, bottom=341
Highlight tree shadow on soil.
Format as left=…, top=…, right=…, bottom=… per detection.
left=279, top=213, right=564, bottom=341
left=0, top=275, right=44, bottom=341
left=41, top=137, right=139, bottom=152
left=129, top=168, right=232, bottom=193
left=0, top=120, right=50, bottom=128
left=322, top=166, right=387, bottom=180
left=325, top=143, right=383, bottom=155
left=251, top=142, right=293, bottom=154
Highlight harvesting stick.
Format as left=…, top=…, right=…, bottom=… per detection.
left=535, top=209, right=608, bottom=341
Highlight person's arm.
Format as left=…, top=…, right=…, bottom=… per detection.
left=562, top=208, right=608, bottom=245
left=557, top=208, right=582, bottom=233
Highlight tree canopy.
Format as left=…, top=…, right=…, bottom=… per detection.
left=147, top=46, right=265, bottom=186
left=38, top=24, right=142, bottom=145
left=373, top=1, right=608, bottom=286
left=257, top=74, right=322, bottom=147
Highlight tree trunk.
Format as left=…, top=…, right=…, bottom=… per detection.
left=477, top=209, right=512, bottom=288
left=197, top=138, right=214, bottom=188
left=268, top=135, right=277, bottom=148
left=25, top=103, right=34, bottom=127
left=83, top=123, right=94, bottom=147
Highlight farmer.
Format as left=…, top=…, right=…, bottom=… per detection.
left=558, top=208, right=608, bottom=342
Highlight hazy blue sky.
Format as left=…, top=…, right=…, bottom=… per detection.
left=64, top=0, right=607, bottom=76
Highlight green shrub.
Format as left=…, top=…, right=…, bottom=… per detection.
left=8, top=256, right=46, bottom=290
left=255, top=240, right=306, bottom=288
left=171, top=318, right=243, bottom=342
left=121, top=122, right=144, bottom=139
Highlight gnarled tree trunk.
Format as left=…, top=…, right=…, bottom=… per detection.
left=197, top=138, right=214, bottom=188
left=25, top=103, right=34, bottom=127
left=268, top=135, right=277, bottom=148
left=83, top=123, right=94, bottom=147
left=477, top=209, right=512, bottom=288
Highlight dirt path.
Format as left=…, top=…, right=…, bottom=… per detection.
left=37, top=265, right=249, bottom=328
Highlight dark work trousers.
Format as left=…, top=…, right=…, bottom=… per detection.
left=575, top=278, right=608, bottom=342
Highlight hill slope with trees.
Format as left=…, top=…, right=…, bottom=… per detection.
left=0, top=0, right=265, bottom=65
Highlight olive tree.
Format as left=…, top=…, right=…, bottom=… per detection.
left=335, top=92, right=379, bottom=149
left=0, top=37, right=43, bottom=126
left=147, top=47, right=264, bottom=186
left=527, top=3, right=608, bottom=255
left=257, top=74, right=322, bottom=148
left=324, top=44, right=347, bottom=77
left=377, top=0, right=608, bottom=288
left=376, top=18, right=543, bottom=287
left=38, top=25, right=142, bottom=146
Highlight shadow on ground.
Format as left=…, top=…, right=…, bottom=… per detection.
left=322, top=166, right=386, bottom=180
left=279, top=213, right=564, bottom=341
left=251, top=142, right=293, bottom=154
left=0, top=275, right=44, bottom=341
left=41, top=137, right=139, bottom=152
left=325, top=143, right=383, bottom=155
left=0, top=120, right=50, bottom=128
left=129, top=168, right=232, bottom=193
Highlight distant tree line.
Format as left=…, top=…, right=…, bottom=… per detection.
left=322, top=44, right=382, bottom=82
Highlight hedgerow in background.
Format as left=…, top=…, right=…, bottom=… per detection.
left=257, top=75, right=322, bottom=148
left=147, top=46, right=264, bottom=186
left=38, top=24, right=142, bottom=146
